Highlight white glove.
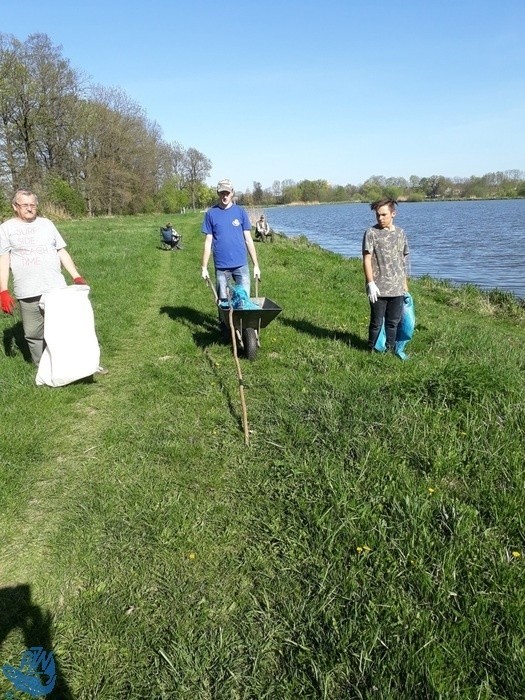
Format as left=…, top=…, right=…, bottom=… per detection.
left=367, top=281, right=380, bottom=304
left=253, top=265, right=261, bottom=280
left=201, top=266, right=210, bottom=281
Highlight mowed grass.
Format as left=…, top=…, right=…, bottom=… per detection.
left=0, top=213, right=524, bottom=699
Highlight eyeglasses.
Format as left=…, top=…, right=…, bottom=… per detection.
left=15, top=202, right=36, bottom=209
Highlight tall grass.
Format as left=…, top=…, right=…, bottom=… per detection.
left=0, top=213, right=524, bottom=699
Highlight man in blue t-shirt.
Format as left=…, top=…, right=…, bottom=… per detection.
left=201, top=179, right=260, bottom=305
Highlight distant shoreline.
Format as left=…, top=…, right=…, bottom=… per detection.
left=260, top=196, right=525, bottom=207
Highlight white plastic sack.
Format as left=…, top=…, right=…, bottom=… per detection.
left=36, top=285, right=101, bottom=387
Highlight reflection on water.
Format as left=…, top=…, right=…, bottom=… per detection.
left=263, top=200, right=525, bottom=298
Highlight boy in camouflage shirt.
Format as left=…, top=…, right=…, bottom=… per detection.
left=362, top=198, right=409, bottom=353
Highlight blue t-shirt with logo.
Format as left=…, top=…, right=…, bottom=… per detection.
left=202, top=204, right=251, bottom=269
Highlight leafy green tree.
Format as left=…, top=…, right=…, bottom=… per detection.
left=237, top=189, right=252, bottom=206
left=281, top=181, right=300, bottom=204
left=359, top=177, right=383, bottom=203
left=384, top=185, right=402, bottom=202
left=420, top=175, right=451, bottom=198
left=331, top=185, right=347, bottom=202
left=296, top=179, right=330, bottom=202
left=156, top=179, right=190, bottom=213
left=460, top=176, right=487, bottom=199
left=45, top=176, right=86, bottom=217
left=200, top=185, right=216, bottom=209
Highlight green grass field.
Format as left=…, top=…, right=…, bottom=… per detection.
left=1, top=213, right=524, bottom=699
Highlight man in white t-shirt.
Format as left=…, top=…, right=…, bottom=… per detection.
left=0, top=188, right=88, bottom=365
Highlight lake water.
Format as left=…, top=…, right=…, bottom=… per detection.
left=262, top=200, right=525, bottom=299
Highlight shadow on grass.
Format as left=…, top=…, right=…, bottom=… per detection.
left=160, top=304, right=247, bottom=433
left=0, top=584, right=74, bottom=699
left=280, top=316, right=369, bottom=351
left=1, top=323, right=98, bottom=383
left=3, top=321, right=33, bottom=363
left=160, top=305, right=224, bottom=349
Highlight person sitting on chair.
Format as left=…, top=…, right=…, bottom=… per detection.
left=255, top=215, right=272, bottom=242
left=160, top=222, right=182, bottom=250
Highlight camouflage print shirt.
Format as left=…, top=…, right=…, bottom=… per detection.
left=362, top=225, right=409, bottom=297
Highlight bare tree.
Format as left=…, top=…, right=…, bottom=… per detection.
left=183, top=147, right=211, bottom=210
left=0, top=32, right=215, bottom=215
left=72, top=86, right=164, bottom=215
left=0, top=33, right=82, bottom=189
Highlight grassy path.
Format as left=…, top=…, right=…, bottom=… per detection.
left=1, top=220, right=180, bottom=579
left=1, top=214, right=282, bottom=697
left=1, top=213, right=525, bottom=698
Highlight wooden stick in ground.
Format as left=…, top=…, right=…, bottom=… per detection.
left=206, top=280, right=250, bottom=445
left=226, top=289, right=250, bottom=446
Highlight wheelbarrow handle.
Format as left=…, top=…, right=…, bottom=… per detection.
left=206, top=278, right=219, bottom=304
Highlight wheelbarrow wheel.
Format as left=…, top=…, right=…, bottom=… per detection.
left=243, top=328, right=258, bottom=360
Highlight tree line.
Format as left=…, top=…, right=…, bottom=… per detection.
left=240, top=171, right=525, bottom=207
left=0, top=33, right=215, bottom=218
left=2, top=34, right=522, bottom=219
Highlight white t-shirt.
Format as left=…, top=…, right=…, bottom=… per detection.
left=0, top=216, right=68, bottom=298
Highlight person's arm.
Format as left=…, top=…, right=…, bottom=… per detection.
left=201, top=234, right=212, bottom=268
left=363, top=251, right=380, bottom=303
left=0, top=252, right=11, bottom=291
left=363, top=252, right=374, bottom=284
left=201, top=234, right=212, bottom=278
left=244, top=231, right=260, bottom=277
left=57, top=248, right=82, bottom=280
left=0, top=252, right=15, bottom=313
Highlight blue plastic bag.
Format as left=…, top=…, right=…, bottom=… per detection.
left=374, top=293, right=415, bottom=359
left=227, top=285, right=261, bottom=310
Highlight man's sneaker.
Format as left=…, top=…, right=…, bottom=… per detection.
left=95, top=366, right=109, bottom=375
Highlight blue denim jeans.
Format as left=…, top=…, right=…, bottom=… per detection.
left=216, top=265, right=250, bottom=302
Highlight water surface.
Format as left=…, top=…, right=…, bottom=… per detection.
left=263, top=200, right=525, bottom=298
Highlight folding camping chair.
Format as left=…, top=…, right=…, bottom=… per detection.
left=160, top=225, right=182, bottom=250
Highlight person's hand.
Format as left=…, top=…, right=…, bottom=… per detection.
left=366, top=282, right=380, bottom=304
left=201, top=266, right=210, bottom=281
left=73, top=276, right=87, bottom=285
left=253, top=265, right=261, bottom=280
left=0, top=290, right=15, bottom=314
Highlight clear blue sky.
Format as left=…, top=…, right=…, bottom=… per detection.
left=2, top=0, right=524, bottom=192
